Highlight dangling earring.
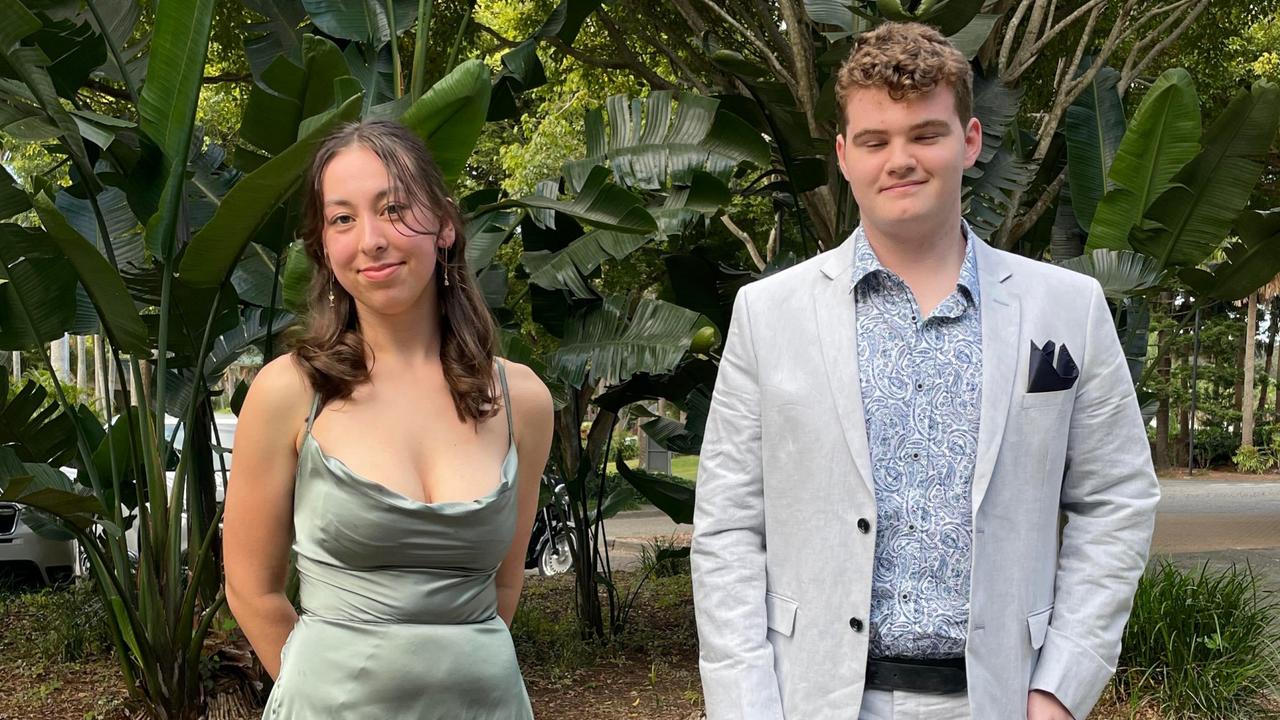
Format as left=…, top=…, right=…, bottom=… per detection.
left=442, top=244, right=451, bottom=287
left=328, top=273, right=335, bottom=307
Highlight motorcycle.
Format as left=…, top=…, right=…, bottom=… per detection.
left=524, top=474, right=576, bottom=576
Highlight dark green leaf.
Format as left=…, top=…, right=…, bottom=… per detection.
left=137, top=0, right=214, bottom=259
left=1064, top=65, right=1125, bottom=232
left=31, top=193, right=148, bottom=353
left=1132, top=81, right=1280, bottom=269
left=1088, top=68, right=1200, bottom=252
left=302, top=0, right=417, bottom=44
left=0, top=224, right=76, bottom=349
left=615, top=456, right=694, bottom=525
left=399, top=58, right=491, bottom=186
left=1056, top=248, right=1162, bottom=300
left=1180, top=209, right=1280, bottom=301
left=548, top=295, right=701, bottom=387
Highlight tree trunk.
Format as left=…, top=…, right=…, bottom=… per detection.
left=1154, top=293, right=1172, bottom=469
left=75, top=335, right=87, bottom=390
left=1257, top=297, right=1278, bottom=423
left=1234, top=323, right=1247, bottom=421
left=10, top=351, right=20, bottom=381
left=1242, top=293, right=1258, bottom=447
left=93, top=336, right=107, bottom=416
left=50, top=334, right=71, bottom=382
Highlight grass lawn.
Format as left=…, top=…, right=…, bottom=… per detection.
left=670, top=454, right=699, bottom=481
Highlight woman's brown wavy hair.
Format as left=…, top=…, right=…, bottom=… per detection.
left=291, top=120, right=499, bottom=423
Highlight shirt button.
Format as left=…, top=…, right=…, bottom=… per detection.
left=907, top=523, right=916, bottom=532
left=911, top=452, right=920, bottom=460
left=915, top=382, right=924, bottom=390
left=858, top=518, right=871, bottom=534
left=849, top=617, right=864, bottom=632
left=901, top=592, right=909, bottom=601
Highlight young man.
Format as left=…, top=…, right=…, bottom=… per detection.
left=691, top=22, right=1159, bottom=720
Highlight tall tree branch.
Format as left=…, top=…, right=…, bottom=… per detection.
left=1120, top=0, right=1211, bottom=95
left=697, top=0, right=797, bottom=91
left=721, top=214, right=766, bottom=270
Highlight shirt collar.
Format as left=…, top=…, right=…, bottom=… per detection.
left=850, top=221, right=981, bottom=306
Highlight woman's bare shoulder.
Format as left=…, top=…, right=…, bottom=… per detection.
left=499, top=360, right=552, bottom=422
left=242, top=353, right=314, bottom=428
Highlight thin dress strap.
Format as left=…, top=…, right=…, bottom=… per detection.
left=496, top=360, right=514, bottom=444
left=304, top=392, right=322, bottom=437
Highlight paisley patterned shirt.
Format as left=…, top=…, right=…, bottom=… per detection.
left=851, top=223, right=982, bottom=660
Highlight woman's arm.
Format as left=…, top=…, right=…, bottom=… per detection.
left=224, top=355, right=310, bottom=679
left=494, top=361, right=554, bottom=627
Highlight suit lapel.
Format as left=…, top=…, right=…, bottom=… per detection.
left=971, top=240, right=1020, bottom=520
left=815, top=241, right=875, bottom=495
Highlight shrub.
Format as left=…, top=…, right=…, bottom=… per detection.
left=1233, top=444, right=1276, bottom=473
left=5, top=582, right=113, bottom=663
left=1114, top=560, right=1280, bottom=718
left=1194, top=426, right=1241, bottom=468
left=637, top=535, right=691, bottom=579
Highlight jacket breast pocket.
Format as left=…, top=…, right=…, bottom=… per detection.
left=1027, top=605, right=1053, bottom=649
left=765, top=591, right=799, bottom=637
left=1020, top=389, right=1074, bottom=410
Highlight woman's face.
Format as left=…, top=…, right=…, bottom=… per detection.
left=319, top=144, right=454, bottom=318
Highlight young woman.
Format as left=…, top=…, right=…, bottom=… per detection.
left=224, top=120, right=552, bottom=718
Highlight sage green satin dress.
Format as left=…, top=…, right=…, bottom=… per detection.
left=263, top=363, right=533, bottom=719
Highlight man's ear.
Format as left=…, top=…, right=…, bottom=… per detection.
left=835, top=133, right=851, bottom=182
left=963, top=116, right=983, bottom=169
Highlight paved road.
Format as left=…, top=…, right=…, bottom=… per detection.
left=598, top=478, right=1280, bottom=569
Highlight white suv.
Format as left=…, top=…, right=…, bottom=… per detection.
left=0, top=502, right=76, bottom=586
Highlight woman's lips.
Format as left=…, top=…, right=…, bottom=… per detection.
left=359, top=262, right=404, bottom=281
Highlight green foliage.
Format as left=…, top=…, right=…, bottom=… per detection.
left=1232, top=444, right=1276, bottom=473
left=1115, top=560, right=1280, bottom=718
left=636, top=535, right=690, bottom=579
left=4, top=582, right=114, bottom=663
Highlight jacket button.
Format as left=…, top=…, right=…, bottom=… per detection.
left=857, top=518, right=871, bottom=534
left=849, top=617, right=863, bottom=632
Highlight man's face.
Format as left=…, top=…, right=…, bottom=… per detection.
left=835, top=85, right=982, bottom=236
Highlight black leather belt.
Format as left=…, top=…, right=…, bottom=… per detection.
left=866, top=656, right=966, bottom=694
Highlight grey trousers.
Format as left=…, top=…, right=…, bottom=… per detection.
left=858, top=689, right=971, bottom=720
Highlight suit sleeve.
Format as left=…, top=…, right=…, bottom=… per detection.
left=1029, top=279, right=1160, bottom=718
left=691, top=289, right=784, bottom=720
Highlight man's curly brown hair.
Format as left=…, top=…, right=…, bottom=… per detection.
left=836, top=22, right=973, bottom=132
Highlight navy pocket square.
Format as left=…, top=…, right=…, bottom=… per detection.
left=1028, top=340, right=1079, bottom=393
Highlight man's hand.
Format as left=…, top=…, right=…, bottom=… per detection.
left=1027, top=690, right=1074, bottom=720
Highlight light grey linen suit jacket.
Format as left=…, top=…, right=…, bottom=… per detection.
left=691, top=233, right=1160, bottom=720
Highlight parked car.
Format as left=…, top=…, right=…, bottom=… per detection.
left=0, top=502, right=77, bottom=586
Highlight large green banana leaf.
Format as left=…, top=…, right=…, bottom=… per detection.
left=1088, top=69, right=1200, bottom=253
left=615, top=457, right=694, bottom=525
left=1181, top=209, right=1280, bottom=301
left=1131, top=81, right=1280, bottom=270
left=0, top=224, right=76, bottom=349
left=399, top=58, right=491, bottom=185
left=0, top=165, right=31, bottom=220
left=31, top=193, right=149, bottom=353
left=1063, top=65, right=1126, bottom=232
left=517, top=166, right=657, bottom=235
left=1056, top=248, right=1163, bottom=300
left=562, top=91, right=768, bottom=193
left=303, top=0, right=417, bottom=44
left=137, top=0, right=213, bottom=259
left=547, top=295, right=702, bottom=387
left=0, top=448, right=108, bottom=534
